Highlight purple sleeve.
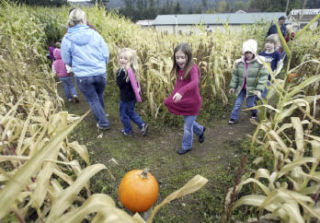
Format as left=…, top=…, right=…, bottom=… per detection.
left=127, top=68, right=142, bottom=102
left=49, top=46, right=55, bottom=60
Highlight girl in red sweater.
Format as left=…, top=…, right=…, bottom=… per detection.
left=164, top=43, right=205, bottom=155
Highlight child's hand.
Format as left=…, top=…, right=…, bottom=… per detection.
left=173, top=93, right=182, bottom=103
left=229, top=88, right=235, bottom=94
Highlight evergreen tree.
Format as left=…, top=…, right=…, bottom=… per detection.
left=174, top=1, right=182, bottom=14
left=14, top=0, right=66, bottom=6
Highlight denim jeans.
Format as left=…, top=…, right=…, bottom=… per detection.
left=182, top=115, right=204, bottom=150
left=75, top=75, right=110, bottom=128
left=59, top=76, right=78, bottom=100
left=230, top=88, right=257, bottom=121
left=262, top=81, right=271, bottom=99
left=119, top=100, right=144, bottom=134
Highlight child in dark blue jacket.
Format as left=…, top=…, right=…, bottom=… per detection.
left=259, top=36, right=281, bottom=99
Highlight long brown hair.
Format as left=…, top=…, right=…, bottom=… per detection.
left=170, top=43, right=193, bottom=80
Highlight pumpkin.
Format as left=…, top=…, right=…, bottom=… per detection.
left=118, top=168, right=159, bottom=212
left=287, top=73, right=298, bottom=83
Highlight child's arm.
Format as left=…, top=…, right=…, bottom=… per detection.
left=256, top=66, right=269, bottom=92
left=52, top=63, right=56, bottom=74
left=66, top=64, right=72, bottom=74
left=176, top=65, right=199, bottom=96
left=229, top=63, right=239, bottom=90
left=274, top=51, right=281, bottom=70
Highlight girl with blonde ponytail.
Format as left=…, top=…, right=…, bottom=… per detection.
left=116, top=48, right=148, bottom=136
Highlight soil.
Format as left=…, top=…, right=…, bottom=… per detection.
left=61, top=84, right=256, bottom=223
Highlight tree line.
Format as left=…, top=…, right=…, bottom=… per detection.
left=118, top=0, right=320, bottom=21
left=9, top=0, right=320, bottom=22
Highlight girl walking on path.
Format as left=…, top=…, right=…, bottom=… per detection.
left=164, top=43, right=205, bottom=155
left=52, top=48, right=79, bottom=103
left=228, top=39, right=268, bottom=125
left=116, top=48, right=148, bottom=136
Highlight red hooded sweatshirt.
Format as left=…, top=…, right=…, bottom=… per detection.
left=53, top=49, right=69, bottom=78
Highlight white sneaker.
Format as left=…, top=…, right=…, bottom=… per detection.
left=140, top=123, right=149, bottom=136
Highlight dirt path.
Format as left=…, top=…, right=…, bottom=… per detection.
left=63, top=86, right=255, bottom=223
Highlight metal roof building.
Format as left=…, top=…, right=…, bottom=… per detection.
left=67, top=0, right=93, bottom=6
left=152, top=11, right=286, bottom=34
left=153, top=12, right=286, bottom=25
left=288, top=9, right=320, bottom=28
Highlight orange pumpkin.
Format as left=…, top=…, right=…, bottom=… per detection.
left=287, top=73, right=298, bottom=83
left=118, top=168, right=159, bottom=212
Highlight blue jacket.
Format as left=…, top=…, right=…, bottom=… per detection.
left=266, top=23, right=287, bottom=38
left=61, top=25, right=109, bottom=77
left=259, top=51, right=281, bottom=72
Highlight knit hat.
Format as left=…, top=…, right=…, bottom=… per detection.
left=53, top=48, right=62, bottom=60
left=242, top=39, right=257, bottom=55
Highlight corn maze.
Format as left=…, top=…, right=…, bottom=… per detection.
left=0, top=1, right=320, bottom=222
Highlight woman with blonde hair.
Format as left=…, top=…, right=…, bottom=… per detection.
left=61, top=8, right=110, bottom=130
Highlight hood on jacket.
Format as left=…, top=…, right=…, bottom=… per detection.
left=242, top=39, right=257, bottom=55
left=65, top=25, right=93, bottom=46
left=53, top=48, right=61, bottom=60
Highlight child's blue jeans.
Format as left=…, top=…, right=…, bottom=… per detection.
left=119, top=100, right=144, bottom=134
left=182, top=115, right=204, bottom=150
left=230, top=88, right=257, bottom=121
left=59, top=76, right=78, bottom=100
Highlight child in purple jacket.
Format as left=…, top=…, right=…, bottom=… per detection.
left=164, top=43, right=205, bottom=155
left=52, top=48, right=79, bottom=103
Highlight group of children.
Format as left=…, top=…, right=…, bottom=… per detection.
left=228, top=36, right=281, bottom=125
left=117, top=43, right=205, bottom=155
left=51, top=16, right=281, bottom=155
left=160, top=36, right=281, bottom=154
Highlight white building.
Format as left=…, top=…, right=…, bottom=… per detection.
left=288, top=9, right=320, bottom=28
left=67, top=0, right=93, bottom=6
left=152, top=11, right=286, bottom=34
left=136, top=20, right=154, bottom=28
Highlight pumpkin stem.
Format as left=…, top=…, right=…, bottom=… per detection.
left=141, top=168, right=149, bottom=179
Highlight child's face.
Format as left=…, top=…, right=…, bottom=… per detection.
left=244, top=52, right=254, bottom=60
left=265, top=41, right=275, bottom=52
left=175, top=50, right=188, bottom=70
left=119, top=53, right=129, bottom=68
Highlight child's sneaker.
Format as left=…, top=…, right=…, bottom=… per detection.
left=250, top=114, right=257, bottom=120
left=199, top=127, right=206, bottom=143
left=176, top=147, right=192, bottom=155
left=73, top=95, right=79, bottom=103
left=228, top=119, right=237, bottom=125
left=140, top=123, right=149, bottom=136
left=250, top=114, right=259, bottom=123
left=97, top=123, right=110, bottom=131
left=121, top=129, right=133, bottom=136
